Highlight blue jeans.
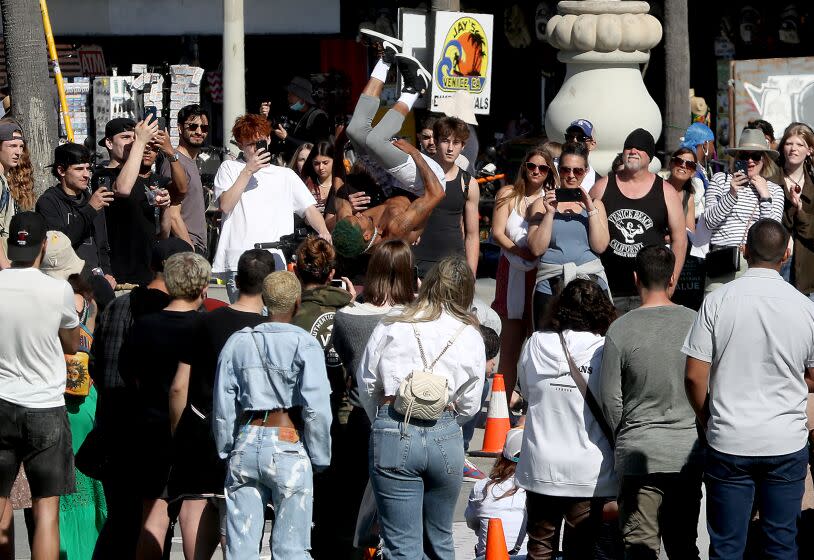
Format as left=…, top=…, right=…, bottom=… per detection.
left=225, top=425, right=314, bottom=560
left=705, top=445, right=808, bottom=560
left=369, top=405, right=464, bottom=560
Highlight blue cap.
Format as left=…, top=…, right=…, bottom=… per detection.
left=680, top=123, right=714, bottom=150
left=567, top=119, right=594, bottom=138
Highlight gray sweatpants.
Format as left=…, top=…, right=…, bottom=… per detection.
left=346, top=94, right=444, bottom=195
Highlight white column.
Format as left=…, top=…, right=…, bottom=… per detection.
left=223, top=0, right=246, bottom=155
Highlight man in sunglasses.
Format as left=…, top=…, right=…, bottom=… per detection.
left=564, top=119, right=601, bottom=190
left=159, top=104, right=209, bottom=256
left=590, top=128, right=687, bottom=314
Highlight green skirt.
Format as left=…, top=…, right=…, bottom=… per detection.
left=60, top=386, right=107, bottom=559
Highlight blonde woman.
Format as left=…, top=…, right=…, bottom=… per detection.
left=358, top=256, right=485, bottom=560
left=776, top=123, right=814, bottom=298
left=490, top=147, right=557, bottom=399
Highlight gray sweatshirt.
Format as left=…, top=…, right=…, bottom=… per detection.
left=599, top=305, right=703, bottom=476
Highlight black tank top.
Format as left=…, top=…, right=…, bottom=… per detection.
left=600, top=173, right=669, bottom=296
left=413, top=168, right=467, bottom=276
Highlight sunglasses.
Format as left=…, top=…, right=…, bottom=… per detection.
left=525, top=161, right=550, bottom=173
left=558, top=166, right=587, bottom=177
left=184, top=123, right=210, bottom=133
left=670, top=157, right=697, bottom=171
left=737, top=151, right=763, bottom=162
left=565, top=133, right=590, bottom=143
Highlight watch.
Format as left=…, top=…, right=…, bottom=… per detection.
left=758, top=196, right=772, bottom=204
left=165, top=151, right=180, bottom=163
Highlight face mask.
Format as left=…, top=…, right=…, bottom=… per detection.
left=290, top=101, right=305, bottom=111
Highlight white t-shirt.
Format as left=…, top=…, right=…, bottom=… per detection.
left=212, top=160, right=316, bottom=273
left=465, top=477, right=527, bottom=556
left=0, top=268, right=79, bottom=408
left=682, top=267, right=814, bottom=456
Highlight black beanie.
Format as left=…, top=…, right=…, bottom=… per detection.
left=623, top=128, right=655, bottom=161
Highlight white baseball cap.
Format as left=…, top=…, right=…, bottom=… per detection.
left=502, top=427, right=524, bottom=462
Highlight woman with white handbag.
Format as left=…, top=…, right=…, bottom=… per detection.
left=357, top=256, right=486, bottom=560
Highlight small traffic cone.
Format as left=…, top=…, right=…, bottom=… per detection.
left=485, top=518, right=510, bottom=560
left=469, top=373, right=511, bottom=457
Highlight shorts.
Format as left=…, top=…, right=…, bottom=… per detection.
left=0, top=397, right=75, bottom=498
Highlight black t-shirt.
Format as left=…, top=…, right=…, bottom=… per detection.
left=186, top=307, right=266, bottom=415
left=119, top=309, right=201, bottom=422
left=97, top=168, right=163, bottom=285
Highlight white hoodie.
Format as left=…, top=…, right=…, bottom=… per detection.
left=515, top=330, right=617, bottom=497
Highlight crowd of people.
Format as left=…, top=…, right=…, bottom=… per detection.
left=2, top=24, right=814, bottom=560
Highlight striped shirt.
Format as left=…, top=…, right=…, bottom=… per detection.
left=704, top=171, right=784, bottom=247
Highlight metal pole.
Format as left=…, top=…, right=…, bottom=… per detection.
left=39, top=0, right=72, bottom=142
left=222, top=0, right=245, bottom=155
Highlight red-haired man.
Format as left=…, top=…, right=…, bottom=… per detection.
left=212, top=114, right=330, bottom=302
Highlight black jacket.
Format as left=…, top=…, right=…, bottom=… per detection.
left=35, top=185, right=111, bottom=274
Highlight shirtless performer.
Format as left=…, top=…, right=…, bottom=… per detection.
left=330, top=28, right=447, bottom=258
left=332, top=139, right=445, bottom=258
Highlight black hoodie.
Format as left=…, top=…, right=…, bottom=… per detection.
left=35, top=184, right=111, bottom=273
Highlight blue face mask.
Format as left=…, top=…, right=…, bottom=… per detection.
left=290, top=101, right=305, bottom=111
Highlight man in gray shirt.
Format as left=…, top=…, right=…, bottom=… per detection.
left=160, top=104, right=209, bottom=255
left=600, top=245, right=702, bottom=559
left=684, top=219, right=814, bottom=560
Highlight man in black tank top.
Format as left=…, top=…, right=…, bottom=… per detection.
left=589, top=129, right=687, bottom=312
left=413, top=117, right=480, bottom=278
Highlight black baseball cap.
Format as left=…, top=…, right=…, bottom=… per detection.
left=0, top=121, right=23, bottom=142
left=151, top=238, right=193, bottom=272
left=7, top=211, right=46, bottom=262
left=51, top=143, right=91, bottom=169
left=98, top=117, right=136, bottom=147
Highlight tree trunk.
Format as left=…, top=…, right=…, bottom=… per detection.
left=1, top=0, right=58, bottom=198
left=664, top=0, right=690, bottom=154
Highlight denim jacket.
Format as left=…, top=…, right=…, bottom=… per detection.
left=213, top=322, right=332, bottom=469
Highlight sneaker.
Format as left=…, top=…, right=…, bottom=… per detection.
left=395, top=53, right=431, bottom=96
left=360, top=28, right=402, bottom=65
left=463, top=458, right=487, bottom=481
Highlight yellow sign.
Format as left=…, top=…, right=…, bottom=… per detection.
left=434, top=16, right=489, bottom=94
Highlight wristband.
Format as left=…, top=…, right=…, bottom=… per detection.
left=587, top=208, right=599, bottom=217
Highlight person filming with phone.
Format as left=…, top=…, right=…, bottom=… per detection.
left=527, top=142, right=610, bottom=329
left=703, top=127, right=784, bottom=292
left=212, top=114, right=331, bottom=302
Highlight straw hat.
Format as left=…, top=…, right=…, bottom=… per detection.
left=726, top=128, right=779, bottom=160
left=436, top=91, right=478, bottom=126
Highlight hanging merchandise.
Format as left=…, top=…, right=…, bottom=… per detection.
left=504, top=5, right=531, bottom=49
left=168, top=65, right=204, bottom=145
left=534, top=2, right=553, bottom=42
left=690, top=89, right=711, bottom=128
left=714, top=16, right=736, bottom=59
left=92, top=74, right=136, bottom=156
left=778, top=4, right=801, bottom=45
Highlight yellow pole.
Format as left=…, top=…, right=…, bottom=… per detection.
left=39, top=0, right=73, bottom=142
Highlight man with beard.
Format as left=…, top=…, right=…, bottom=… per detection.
left=160, top=104, right=209, bottom=256
left=95, top=116, right=172, bottom=286
left=590, top=128, right=686, bottom=313
left=36, top=143, right=115, bottom=286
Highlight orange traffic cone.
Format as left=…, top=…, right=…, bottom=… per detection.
left=485, top=518, right=510, bottom=560
left=469, top=373, right=511, bottom=457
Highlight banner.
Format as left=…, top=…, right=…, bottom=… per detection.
left=430, top=11, right=494, bottom=115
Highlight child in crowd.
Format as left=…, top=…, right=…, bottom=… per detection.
left=463, top=326, right=500, bottom=480
left=465, top=428, right=528, bottom=558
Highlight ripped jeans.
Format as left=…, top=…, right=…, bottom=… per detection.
left=225, top=425, right=314, bottom=560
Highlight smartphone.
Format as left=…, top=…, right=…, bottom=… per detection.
left=144, top=106, right=158, bottom=122
left=555, top=188, right=583, bottom=203
left=330, top=279, right=346, bottom=290
left=412, top=266, right=419, bottom=292
left=734, top=159, right=748, bottom=175
left=255, top=139, right=268, bottom=153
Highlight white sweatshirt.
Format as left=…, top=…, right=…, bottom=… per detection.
left=515, top=330, right=617, bottom=497
left=465, top=476, right=528, bottom=556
